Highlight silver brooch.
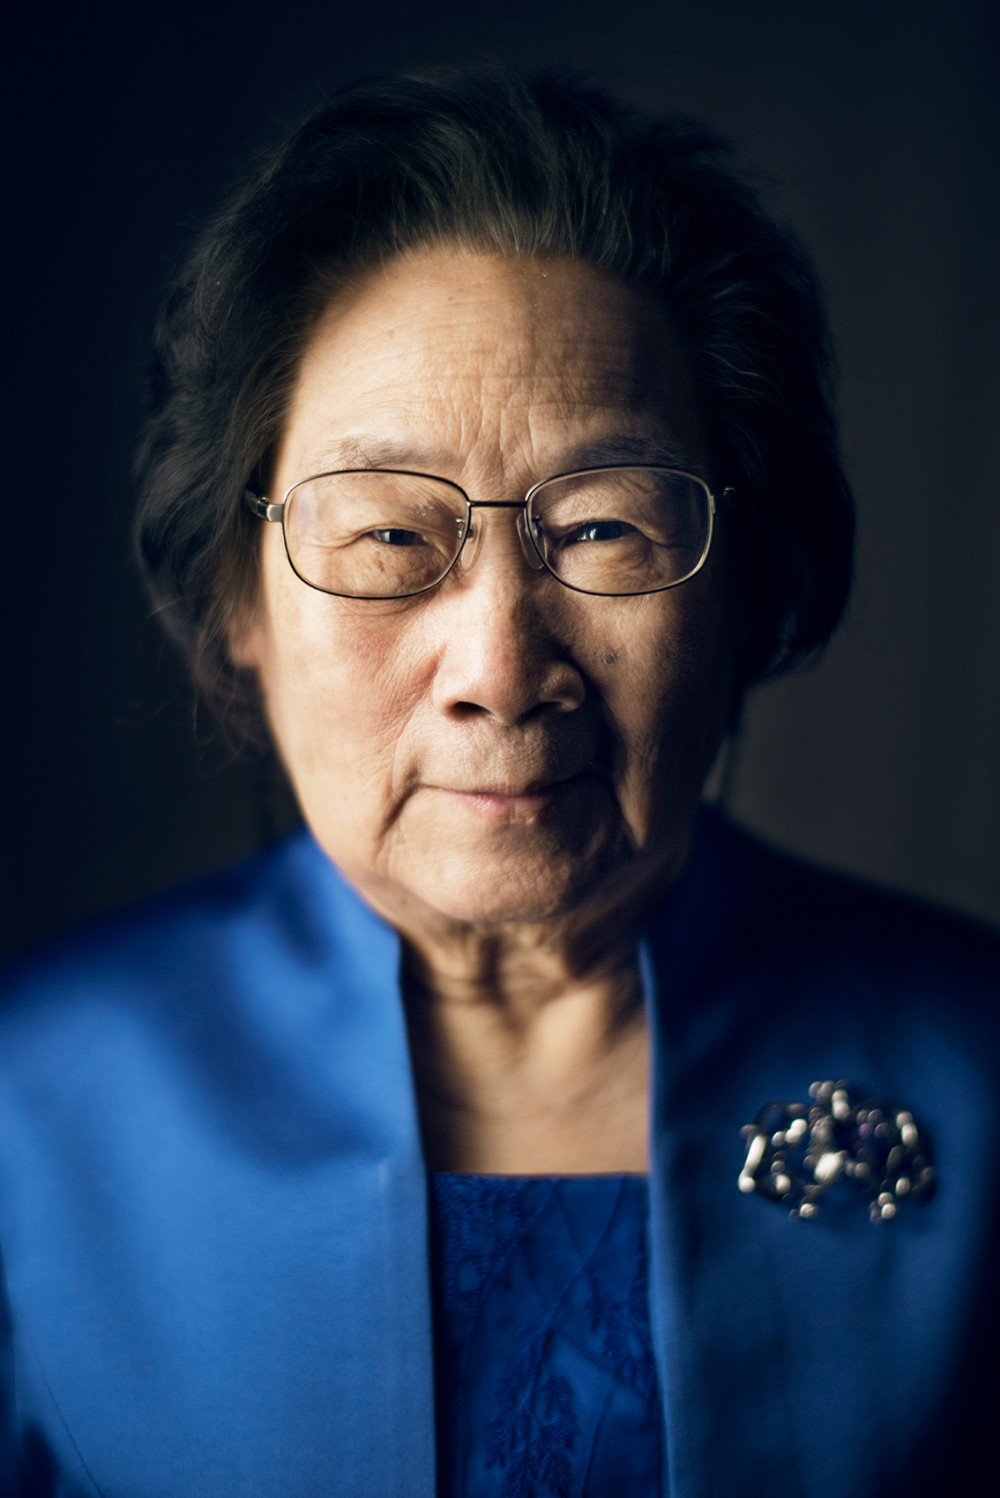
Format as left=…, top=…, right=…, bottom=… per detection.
left=739, top=1080, right=935, bottom=1221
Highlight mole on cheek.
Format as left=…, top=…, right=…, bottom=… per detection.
left=603, top=652, right=618, bottom=666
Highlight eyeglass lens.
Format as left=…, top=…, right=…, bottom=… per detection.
left=283, top=467, right=711, bottom=599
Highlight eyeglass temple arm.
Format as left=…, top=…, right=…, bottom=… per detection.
left=245, top=489, right=284, bottom=522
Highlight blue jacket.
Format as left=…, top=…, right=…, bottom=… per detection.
left=1, top=811, right=997, bottom=1497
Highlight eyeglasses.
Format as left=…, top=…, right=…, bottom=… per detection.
left=244, top=466, right=733, bottom=600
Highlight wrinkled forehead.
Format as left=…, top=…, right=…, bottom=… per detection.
left=273, top=249, right=710, bottom=491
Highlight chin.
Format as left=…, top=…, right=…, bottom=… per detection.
left=397, top=840, right=636, bottom=929
left=426, top=889, right=578, bottom=927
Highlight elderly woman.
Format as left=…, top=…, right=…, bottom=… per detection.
left=1, top=67, right=997, bottom=1498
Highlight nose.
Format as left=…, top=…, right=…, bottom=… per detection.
left=459, top=501, right=546, bottom=575
left=430, top=507, right=586, bottom=725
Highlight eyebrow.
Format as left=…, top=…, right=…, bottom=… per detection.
left=308, top=436, right=453, bottom=472
left=563, top=435, right=695, bottom=470
left=304, top=431, right=697, bottom=479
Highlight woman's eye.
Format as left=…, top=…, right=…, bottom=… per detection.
left=568, top=519, right=635, bottom=543
left=371, top=527, right=424, bottom=546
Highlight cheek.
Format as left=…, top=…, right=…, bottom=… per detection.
left=593, top=581, right=732, bottom=767
left=250, top=563, right=430, bottom=781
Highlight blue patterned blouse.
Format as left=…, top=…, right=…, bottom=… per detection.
left=429, top=1174, right=662, bottom=1498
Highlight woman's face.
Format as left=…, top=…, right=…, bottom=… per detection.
left=236, top=249, right=734, bottom=932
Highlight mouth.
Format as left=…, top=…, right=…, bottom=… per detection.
left=435, top=772, right=594, bottom=823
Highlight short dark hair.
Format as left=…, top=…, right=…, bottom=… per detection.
left=135, top=65, right=854, bottom=732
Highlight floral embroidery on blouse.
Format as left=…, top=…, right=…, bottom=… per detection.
left=430, top=1174, right=661, bottom=1498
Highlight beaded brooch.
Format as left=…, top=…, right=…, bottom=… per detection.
left=739, top=1079, right=935, bottom=1221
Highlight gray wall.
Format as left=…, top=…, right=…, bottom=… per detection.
left=5, top=0, right=998, bottom=956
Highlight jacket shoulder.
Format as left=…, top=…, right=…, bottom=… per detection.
left=729, top=816, right=997, bottom=959
left=0, top=829, right=333, bottom=1053
left=7, top=832, right=294, bottom=966
left=674, top=811, right=1000, bottom=1037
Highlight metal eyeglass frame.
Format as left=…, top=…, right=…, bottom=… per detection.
left=243, top=465, right=735, bottom=600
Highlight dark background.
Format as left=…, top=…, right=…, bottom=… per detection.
left=4, top=0, right=999, bottom=957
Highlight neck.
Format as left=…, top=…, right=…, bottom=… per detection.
left=343, top=831, right=695, bottom=1172
left=398, top=895, right=654, bottom=1175
left=403, top=903, right=643, bottom=1017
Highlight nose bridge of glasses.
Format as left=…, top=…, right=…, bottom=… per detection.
left=460, top=500, right=546, bottom=573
